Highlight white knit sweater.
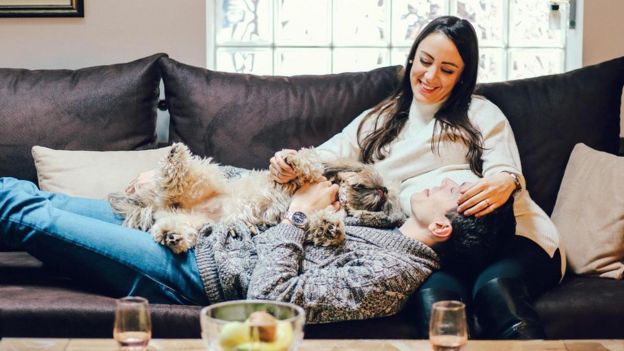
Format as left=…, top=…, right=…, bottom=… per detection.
left=317, top=96, right=564, bottom=272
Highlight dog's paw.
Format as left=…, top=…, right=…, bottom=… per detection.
left=150, top=219, right=198, bottom=254
left=306, top=207, right=346, bottom=246
left=199, top=222, right=214, bottom=236
left=283, top=148, right=324, bottom=185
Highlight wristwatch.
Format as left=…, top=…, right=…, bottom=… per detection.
left=503, top=171, right=522, bottom=194
left=283, top=210, right=308, bottom=229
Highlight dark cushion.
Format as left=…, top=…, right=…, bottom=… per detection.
left=536, top=275, right=624, bottom=339
left=476, top=56, right=624, bottom=215
left=0, top=282, right=202, bottom=338
left=160, top=57, right=401, bottom=169
left=0, top=53, right=166, bottom=184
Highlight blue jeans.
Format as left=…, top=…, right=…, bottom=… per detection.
left=0, top=177, right=209, bottom=305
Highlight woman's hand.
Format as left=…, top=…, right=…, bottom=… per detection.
left=457, top=173, right=516, bottom=217
left=288, top=179, right=341, bottom=215
left=125, top=169, right=157, bottom=194
left=269, top=149, right=297, bottom=183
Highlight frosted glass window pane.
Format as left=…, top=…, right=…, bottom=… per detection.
left=478, top=48, right=505, bottom=83
left=391, top=47, right=411, bottom=66
left=454, top=0, right=505, bottom=46
left=275, top=49, right=331, bottom=76
left=276, top=0, right=331, bottom=45
left=509, top=0, right=564, bottom=47
left=216, top=48, right=273, bottom=75
left=333, top=48, right=390, bottom=73
left=392, top=0, right=449, bottom=46
left=216, top=0, right=272, bottom=44
left=508, top=49, right=563, bottom=80
left=333, top=0, right=389, bottom=46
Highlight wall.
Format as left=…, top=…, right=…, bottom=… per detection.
left=0, top=0, right=206, bottom=142
left=583, top=0, right=624, bottom=136
left=0, top=0, right=205, bottom=69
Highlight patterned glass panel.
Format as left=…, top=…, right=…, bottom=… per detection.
left=478, top=48, right=505, bottom=83
left=275, top=49, right=331, bottom=75
left=216, top=48, right=273, bottom=75
left=508, top=48, right=563, bottom=80
left=333, top=48, right=390, bottom=73
left=391, top=47, right=411, bottom=67
left=275, top=0, right=331, bottom=45
left=392, top=0, right=449, bottom=46
left=216, top=0, right=272, bottom=44
left=333, top=0, right=389, bottom=45
left=454, top=0, right=505, bottom=47
left=509, top=0, right=564, bottom=47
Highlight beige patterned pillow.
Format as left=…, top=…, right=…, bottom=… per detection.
left=32, top=146, right=171, bottom=199
left=551, top=143, right=624, bottom=279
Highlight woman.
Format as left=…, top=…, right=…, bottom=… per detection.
left=270, top=16, right=563, bottom=339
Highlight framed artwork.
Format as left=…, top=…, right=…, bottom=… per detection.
left=0, top=0, right=83, bottom=17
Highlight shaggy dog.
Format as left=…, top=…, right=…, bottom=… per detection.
left=109, top=143, right=404, bottom=253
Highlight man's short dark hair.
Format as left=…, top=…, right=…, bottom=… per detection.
left=434, top=198, right=516, bottom=276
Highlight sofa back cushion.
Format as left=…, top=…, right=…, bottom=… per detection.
left=476, top=56, right=624, bottom=215
left=0, top=53, right=166, bottom=184
left=160, top=57, right=401, bottom=170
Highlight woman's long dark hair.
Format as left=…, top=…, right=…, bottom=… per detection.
left=358, top=16, right=484, bottom=176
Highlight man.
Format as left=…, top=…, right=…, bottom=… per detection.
left=0, top=177, right=514, bottom=324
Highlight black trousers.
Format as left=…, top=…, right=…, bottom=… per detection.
left=415, top=235, right=561, bottom=338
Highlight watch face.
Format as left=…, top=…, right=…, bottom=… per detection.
left=291, top=211, right=308, bottom=226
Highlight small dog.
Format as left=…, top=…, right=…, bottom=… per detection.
left=109, top=143, right=404, bottom=253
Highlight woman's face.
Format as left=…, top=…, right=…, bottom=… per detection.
left=410, top=32, right=465, bottom=104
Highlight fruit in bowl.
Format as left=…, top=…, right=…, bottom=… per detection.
left=201, top=300, right=304, bottom=351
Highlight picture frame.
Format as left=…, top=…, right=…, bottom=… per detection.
left=0, top=0, right=83, bottom=17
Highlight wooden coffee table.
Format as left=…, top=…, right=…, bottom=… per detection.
left=0, top=338, right=622, bottom=350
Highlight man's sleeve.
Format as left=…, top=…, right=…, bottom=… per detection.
left=247, top=224, right=437, bottom=324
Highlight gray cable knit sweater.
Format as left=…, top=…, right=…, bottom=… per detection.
left=194, top=221, right=439, bottom=324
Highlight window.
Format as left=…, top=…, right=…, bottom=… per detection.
left=208, top=0, right=574, bottom=82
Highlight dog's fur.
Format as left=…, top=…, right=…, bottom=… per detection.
left=109, top=143, right=404, bottom=253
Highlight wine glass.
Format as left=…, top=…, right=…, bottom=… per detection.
left=429, top=300, right=468, bottom=351
left=113, top=296, right=152, bottom=350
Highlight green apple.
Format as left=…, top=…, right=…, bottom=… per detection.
left=219, top=321, right=250, bottom=350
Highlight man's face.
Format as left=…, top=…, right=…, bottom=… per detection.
left=410, top=178, right=472, bottom=226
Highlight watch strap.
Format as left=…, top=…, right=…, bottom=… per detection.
left=503, top=171, right=522, bottom=193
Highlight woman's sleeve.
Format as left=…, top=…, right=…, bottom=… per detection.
left=474, top=98, right=527, bottom=189
left=315, top=109, right=372, bottom=162
left=246, top=224, right=437, bottom=324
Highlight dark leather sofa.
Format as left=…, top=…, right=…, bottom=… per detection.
left=1, top=54, right=623, bottom=339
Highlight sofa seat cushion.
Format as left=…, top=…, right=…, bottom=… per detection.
left=0, top=282, right=203, bottom=338
left=0, top=279, right=418, bottom=339
left=0, top=251, right=50, bottom=283
left=159, top=57, right=401, bottom=170
left=536, top=275, right=624, bottom=339
left=0, top=53, right=166, bottom=184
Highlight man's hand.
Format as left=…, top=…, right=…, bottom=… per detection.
left=288, top=178, right=341, bottom=215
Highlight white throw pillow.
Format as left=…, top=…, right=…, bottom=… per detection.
left=551, top=143, right=624, bottom=279
left=32, top=146, right=171, bottom=199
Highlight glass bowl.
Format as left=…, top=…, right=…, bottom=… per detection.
left=200, top=300, right=305, bottom=351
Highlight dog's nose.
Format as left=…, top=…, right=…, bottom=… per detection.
left=377, top=187, right=387, bottom=199
left=166, top=232, right=179, bottom=244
